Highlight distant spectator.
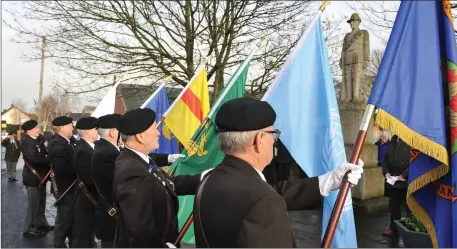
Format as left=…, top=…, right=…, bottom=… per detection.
left=381, top=135, right=411, bottom=236
left=375, top=131, right=390, bottom=166
left=1, top=132, right=21, bottom=182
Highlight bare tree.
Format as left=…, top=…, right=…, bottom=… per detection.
left=365, top=48, right=385, bottom=77
left=4, top=1, right=332, bottom=102
left=348, top=1, right=457, bottom=45
left=12, top=99, right=27, bottom=112
left=322, top=15, right=346, bottom=80
left=36, top=88, right=74, bottom=131
left=9, top=99, right=30, bottom=127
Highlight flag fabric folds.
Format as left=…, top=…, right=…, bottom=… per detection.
left=170, top=63, right=249, bottom=244
left=91, top=82, right=120, bottom=118
left=262, top=16, right=357, bottom=248
left=367, top=1, right=457, bottom=247
left=164, top=68, right=210, bottom=147
left=142, top=86, right=179, bottom=155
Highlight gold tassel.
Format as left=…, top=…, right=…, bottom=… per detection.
left=407, top=195, right=438, bottom=248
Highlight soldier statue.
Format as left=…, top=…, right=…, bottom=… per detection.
left=339, top=13, right=370, bottom=102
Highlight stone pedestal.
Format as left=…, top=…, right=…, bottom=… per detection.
left=339, top=102, right=385, bottom=200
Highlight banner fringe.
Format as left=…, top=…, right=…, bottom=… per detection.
left=375, top=109, right=448, bottom=166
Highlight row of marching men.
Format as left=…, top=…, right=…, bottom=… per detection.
left=20, top=113, right=183, bottom=248
left=21, top=97, right=365, bottom=248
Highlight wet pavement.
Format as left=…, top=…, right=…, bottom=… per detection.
left=1, top=150, right=404, bottom=248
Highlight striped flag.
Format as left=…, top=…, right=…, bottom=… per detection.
left=163, top=67, right=210, bottom=147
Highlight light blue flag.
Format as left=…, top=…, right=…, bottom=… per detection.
left=143, top=85, right=180, bottom=155
left=263, top=16, right=357, bottom=248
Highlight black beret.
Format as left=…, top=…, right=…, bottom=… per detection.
left=97, top=114, right=122, bottom=129
left=21, top=120, right=38, bottom=131
left=52, top=116, right=73, bottom=126
left=215, top=97, right=276, bottom=132
left=76, top=117, right=98, bottom=130
left=116, top=108, right=156, bottom=135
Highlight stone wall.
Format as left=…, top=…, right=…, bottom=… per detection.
left=338, top=75, right=385, bottom=200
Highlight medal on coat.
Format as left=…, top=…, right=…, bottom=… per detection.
left=36, top=144, right=41, bottom=153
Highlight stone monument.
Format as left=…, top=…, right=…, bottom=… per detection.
left=338, top=14, right=386, bottom=209
left=339, top=13, right=370, bottom=103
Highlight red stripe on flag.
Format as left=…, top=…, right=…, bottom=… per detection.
left=181, top=88, right=203, bottom=121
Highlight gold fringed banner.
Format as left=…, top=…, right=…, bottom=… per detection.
left=375, top=108, right=450, bottom=248
left=375, top=109, right=448, bottom=166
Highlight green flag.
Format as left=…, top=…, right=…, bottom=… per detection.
left=170, top=63, right=249, bottom=244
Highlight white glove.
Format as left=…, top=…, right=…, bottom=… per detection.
left=200, top=168, right=213, bottom=181
left=318, top=159, right=364, bottom=197
left=165, top=242, right=177, bottom=248
left=167, top=154, right=185, bottom=163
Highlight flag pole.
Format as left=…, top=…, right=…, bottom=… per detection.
left=168, top=34, right=267, bottom=177
left=172, top=35, right=268, bottom=247
left=156, top=57, right=211, bottom=127
left=141, top=76, right=173, bottom=109
left=321, top=104, right=375, bottom=248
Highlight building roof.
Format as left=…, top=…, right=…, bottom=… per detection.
left=82, top=105, right=96, bottom=114
left=1, top=105, right=37, bottom=120
left=69, top=112, right=91, bottom=121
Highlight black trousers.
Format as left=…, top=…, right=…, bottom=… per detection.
left=54, top=189, right=76, bottom=247
left=389, top=188, right=411, bottom=233
left=72, top=189, right=96, bottom=248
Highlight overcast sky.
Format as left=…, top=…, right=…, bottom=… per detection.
left=1, top=1, right=391, bottom=113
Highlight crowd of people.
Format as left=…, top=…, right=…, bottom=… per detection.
left=4, top=97, right=365, bottom=248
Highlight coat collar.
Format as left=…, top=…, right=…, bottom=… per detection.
left=97, top=138, right=118, bottom=152
left=220, top=155, right=266, bottom=181
left=121, top=147, right=149, bottom=170
left=78, top=138, right=95, bottom=151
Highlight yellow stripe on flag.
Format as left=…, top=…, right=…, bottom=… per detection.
left=164, top=68, right=210, bottom=146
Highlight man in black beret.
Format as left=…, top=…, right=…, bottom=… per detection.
left=91, top=114, right=122, bottom=247
left=193, top=97, right=364, bottom=247
left=20, top=120, right=54, bottom=237
left=48, top=116, right=77, bottom=247
left=2, top=131, right=21, bottom=182
left=113, top=108, right=202, bottom=248
left=71, top=117, right=99, bottom=247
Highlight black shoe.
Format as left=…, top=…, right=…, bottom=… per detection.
left=23, top=231, right=45, bottom=237
left=11, top=178, right=18, bottom=182
left=8, top=178, right=12, bottom=182
left=37, top=225, right=54, bottom=232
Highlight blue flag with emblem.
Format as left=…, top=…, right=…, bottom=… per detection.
left=142, top=86, right=179, bottom=155
left=262, top=15, right=357, bottom=248
left=367, top=1, right=457, bottom=247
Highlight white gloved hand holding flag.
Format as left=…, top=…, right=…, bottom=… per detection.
left=167, top=154, right=185, bottom=163
left=318, top=159, right=364, bottom=197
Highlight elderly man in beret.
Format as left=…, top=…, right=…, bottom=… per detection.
left=193, top=97, right=364, bottom=248
left=48, top=116, right=78, bottom=248
left=71, top=117, right=99, bottom=247
left=2, top=132, right=21, bottom=182
left=21, top=120, right=53, bottom=237
left=113, top=108, right=203, bottom=248
left=91, top=113, right=122, bottom=248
